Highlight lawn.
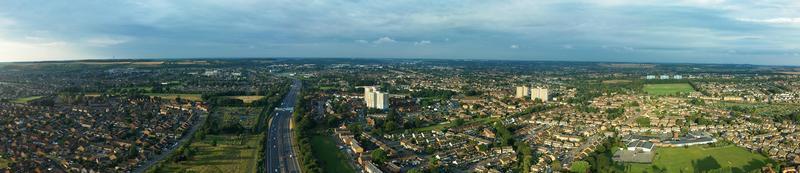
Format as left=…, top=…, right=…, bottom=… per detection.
left=225, top=96, right=265, bottom=104
left=625, top=145, right=773, bottom=173
left=145, top=93, right=203, bottom=101
left=11, top=96, right=42, bottom=104
left=310, top=135, right=355, bottom=173
left=160, top=134, right=262, bottom=173
left=643, top=83, right=695, bottom=96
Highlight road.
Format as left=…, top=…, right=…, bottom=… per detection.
left=266, top=79, right=302, bottom=173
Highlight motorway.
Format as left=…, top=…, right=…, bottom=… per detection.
left=266, top=79, right=302, bottom=173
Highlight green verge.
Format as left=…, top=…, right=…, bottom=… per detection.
left=310, top=135, right=355, bottom=173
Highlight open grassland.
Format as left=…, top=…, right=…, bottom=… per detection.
left=310, top=135, right=356, bottom=173
left=160, top=135, right=261, bottom=173
left=145, top=93, right=203, bottom=101
left=643, top=83, right=695, bottom=96
left=11, top=96, right=42, bottom=104
left=226, top=96, right=265, bottom=104
left=625, top=145, right=772, bottom=173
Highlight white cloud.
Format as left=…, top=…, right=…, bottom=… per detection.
left=413, top=40, right=431, bottom=46
left=562, top=44, right=574, bottom=49
left=86, top=36, right=132, bottom=47
left=737, top=17, right=800, bottom=25
left=510, top=44, right=519, bottom=49
left=372, top=36, right=396, bottom=44
left=0, top=38, right=84, bottom=62
left=355, top=39, right=369, bottom=44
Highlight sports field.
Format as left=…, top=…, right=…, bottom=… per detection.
left=310, top=135, right=355, bottom=173
left=643, top=83, right=694, bottom=96
left=160, top=134, right=262, bottom=173
left=625, top=145, right=773, bottom=173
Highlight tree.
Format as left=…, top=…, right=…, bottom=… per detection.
left=570, top=161, right=590, bottom=173
left=371, top=149, right=388, bottom=164
left=551, top=160, right=563, bottom=171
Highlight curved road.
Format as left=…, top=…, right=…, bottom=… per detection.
left=266, top=79, right=302, bottom=173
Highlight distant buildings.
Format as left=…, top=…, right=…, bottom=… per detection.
left=515, top=86, right=530, bottom=98
left=531, top=87, right=549, bottom=102
left=364, top=86, right=389, bottom=109
left=645, top=74, right=683, bottom=80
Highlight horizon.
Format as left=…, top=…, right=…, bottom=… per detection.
left=2, top=57, right=799, bottom=67
left=2, top=1, right=800, bottom=65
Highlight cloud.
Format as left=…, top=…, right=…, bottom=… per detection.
left=737, top=17, right=800, bottom=25
left=413, top=40, right=431, bottom=46
left=0, top=0, right=799, bottom=65
left=86, top=36, right=132, bottom=47
left=562, top=44, right=574, bottom=49
left=372, top=36, right=396, bottom=44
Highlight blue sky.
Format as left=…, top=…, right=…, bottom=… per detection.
left=1, top=0, right=799, bottom=65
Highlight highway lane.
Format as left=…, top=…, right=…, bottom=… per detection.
left=266, top=79, right=302, bottom=173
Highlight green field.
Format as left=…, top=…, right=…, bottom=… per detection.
left=145, top=93, right=203, bottom=101
left=160, top=134, right=261, bottom=173
left=11, top=96, right=42, bottom=104
left=625, top=145, right=773, bottom=173
left=310, top=135, right=355, bottom=173
left=643, top=83, right=695, bottom=96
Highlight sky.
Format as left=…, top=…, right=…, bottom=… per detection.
left=1, top=0, right=800, bottom=65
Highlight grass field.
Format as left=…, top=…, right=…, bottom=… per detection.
left=11, top=96, right=42, bottom=104
left=160, top=134, right=262, bottom=173
left=145, top=93, right=203, bottom=101
left=225, top=96, right=265, bottom=104
left=310, top=135, right=356, bottom=173
left=643, top=83, right=695, bottom=96
left=625, top=145, right=773, bottom=173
